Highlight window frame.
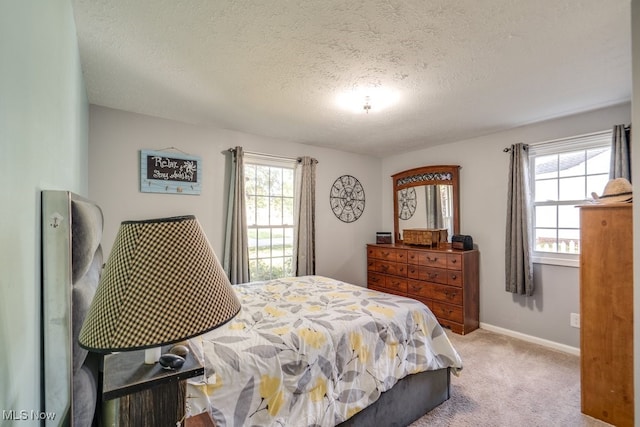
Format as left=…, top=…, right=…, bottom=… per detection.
left=244, top=154, right=297, bottom=281
left=529, top=130, right=612, bottom=268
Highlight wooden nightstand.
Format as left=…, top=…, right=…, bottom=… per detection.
left=102, top=344, right=204, bottom=427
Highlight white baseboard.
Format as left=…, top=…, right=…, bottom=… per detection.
left=479, top=322, right=580, bottom=356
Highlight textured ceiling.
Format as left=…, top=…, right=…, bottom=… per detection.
left=71, top=0, right=631, bottom=157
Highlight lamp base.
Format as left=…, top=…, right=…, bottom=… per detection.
left=144, top=347, right=161, bottom=364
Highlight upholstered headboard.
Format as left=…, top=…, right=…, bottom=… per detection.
left=42, top=191, right=104, bottom=427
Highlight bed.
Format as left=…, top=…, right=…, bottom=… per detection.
left=41, top=192, right=462, bottom=427
left=187, top=275, right=462, bottom=427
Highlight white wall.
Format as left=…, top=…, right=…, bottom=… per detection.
left=0, top=0, right=88, bottom=421
left=88, top=106, right=382, bottom=287
left=382, top=103, right=631, bottom=349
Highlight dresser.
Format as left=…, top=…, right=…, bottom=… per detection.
left=367, top=243, right=479, bottom=334
left=579, top=203, right=633, bottom=426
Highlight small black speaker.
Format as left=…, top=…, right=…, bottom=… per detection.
left=452, top=234, right=473, bottom=250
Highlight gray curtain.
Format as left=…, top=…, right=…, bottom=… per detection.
left=425, top=185, right=444, bottom=229
left=610, top=124, right=631, bottom=181
left=293, top=156, right=317, bottom=276
left=223, top=146, right=250, bottom=284
left=505, top=143, right=534, bottom=296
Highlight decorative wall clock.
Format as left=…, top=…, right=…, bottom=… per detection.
left=330, top=175, right=365, bottom=223
left=398, top=187, right=417, bottom=220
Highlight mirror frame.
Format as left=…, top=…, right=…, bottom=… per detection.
left=392, top=165, right=461, bottom=244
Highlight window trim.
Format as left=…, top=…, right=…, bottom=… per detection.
left=528, top=130, right=611, bottom=267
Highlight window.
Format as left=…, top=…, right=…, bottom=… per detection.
left=529, top=131, right=611, bottom=266
left=244, top=156, right=296, bottom=280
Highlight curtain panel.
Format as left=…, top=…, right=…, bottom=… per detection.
left=293, top=156, right=317, bottom=276
left=223, top=147, right=250, bottom=284
left=610, top=124, right=631, bottom=181
left=505, top=143, right=534, bottom=296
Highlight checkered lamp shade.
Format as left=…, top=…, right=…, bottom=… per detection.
left=79, top=215, right=241, bottom=352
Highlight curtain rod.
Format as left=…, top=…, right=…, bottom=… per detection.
left=228, top=148, right=319, bottom=163
left=502, top=128, right=617, bottom=153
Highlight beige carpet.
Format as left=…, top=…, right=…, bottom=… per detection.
left=409, top=328, right=612, bottom=427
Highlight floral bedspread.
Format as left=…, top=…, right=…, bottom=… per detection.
left=187, top=275, right=462, bottom=427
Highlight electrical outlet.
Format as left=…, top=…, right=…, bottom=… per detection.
left=570, top=313, right=580, bottom=328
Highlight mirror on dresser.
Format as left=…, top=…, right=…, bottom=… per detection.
left=392, top=165, right=460, bottom=243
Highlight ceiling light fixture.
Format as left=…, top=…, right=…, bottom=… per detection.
left=336, top=86, right=399, bottom=114
left=363, top=96, right=371, bottom=114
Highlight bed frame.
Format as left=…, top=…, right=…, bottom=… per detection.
left=42, top=190, right=104, bottom=426
left=41, top=190, right=451, bottom=427
left=338, top=368, right=450, bottom=427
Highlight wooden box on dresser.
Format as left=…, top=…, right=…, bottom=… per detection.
left=579, top=203, right=633, bottom=427
left=367, top=243, right=479, bottom=334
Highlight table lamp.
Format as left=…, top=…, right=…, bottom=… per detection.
left=79, top=215, right=241, bottom=364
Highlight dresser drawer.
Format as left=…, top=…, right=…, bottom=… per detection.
left=371, top=247, right=407, bottom=263
left=384, top=276, right=408, bottom=293
left=408, top=251, right=448, bottom=268
left=447, top=253, right=462, bottom=270
left=429, top=284, right=463, bottom=305
left=407, top=265, right=448, bottom=285
left=447, top=270, right=463, bottom=287
left=407, top=280, right=429, bottom=298
left=368, top=284, right=406, bottom=297
left=367, top=272, right=386, bottom=288
left=408, top=281, right=462, bottom=305
left=367, top=274, right=407, bottom=294
left=376, top=261, right=407, bottom=277
left=430, top=301, right=464, bottom=324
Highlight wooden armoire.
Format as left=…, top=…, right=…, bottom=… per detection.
left=579, top=203, right=633, bottom=426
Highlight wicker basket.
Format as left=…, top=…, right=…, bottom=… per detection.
left=403, top=228, right=448, bottom=247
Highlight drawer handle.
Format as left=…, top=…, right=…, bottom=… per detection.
left=444, top=291, right=457, bottom=299
left=382, top=251, right=390, bottom=257
left=371, top=277, right=380, bottom=283
left=380, top=265, right=389, bottom=271
left=451, top=274, right=457, bottom=280
left=411, top=285, right=421, bottom=292
left=427, top=256, right=438, bottom=262
left=450, top=258, right=457, bottom=264
left=428, top=273, right=439, bottom=280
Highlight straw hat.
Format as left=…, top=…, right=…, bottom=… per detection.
left=591, top=178, right=633, bottom=204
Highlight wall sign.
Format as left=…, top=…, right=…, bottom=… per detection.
left=140, top=149, right=202, bottom=195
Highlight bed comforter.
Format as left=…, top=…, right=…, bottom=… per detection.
left=187, top=275, right=462, bottom=427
